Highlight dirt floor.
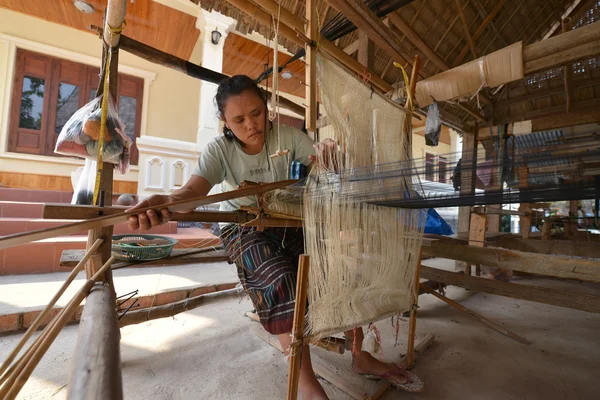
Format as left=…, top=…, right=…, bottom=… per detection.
left=1, top=258, right=599, bottom=399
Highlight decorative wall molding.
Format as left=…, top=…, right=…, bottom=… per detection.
left=145, top=156, right=166, bottom=191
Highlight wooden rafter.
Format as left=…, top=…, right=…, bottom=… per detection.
left=454, top=0, right=478, bottom=60
left=471, top=0, right=508, bottom=46
left=326, top=0, right=416, bottom=75
left=388, top=12, right=450, bottom=71
left=453, top=0, right=507, bottom=65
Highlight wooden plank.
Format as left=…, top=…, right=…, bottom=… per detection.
left=471, top=0, right=507, bottom=46
left=0, top=180, right=296, bottom=250
left=471, top=207, right=528, bottom=216
left=357, top=31, right=375, bottom=70
left=421, top=239, right=600, bottom=282
left=541, top=221, right=552, bottom=240
left=454, top=0, right=478, bottom=59
left=420, top=265, right=600, bottom=314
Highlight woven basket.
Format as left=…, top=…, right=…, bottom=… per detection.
left=111, top=234, right=178, bottom=261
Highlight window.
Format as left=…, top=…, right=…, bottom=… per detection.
left=425, top=153, right=435, bottom=181
left=425, top=153, right=449, bottom=183
left=438, top=156, right=447, bottom=183
left=8, top=48, right=143, bottom=165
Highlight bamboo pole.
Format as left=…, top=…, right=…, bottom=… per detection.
left=406, top=250, right=422, bottom=367
left=286, top=255, right=310, bottom=400
left=0, top=258, right=115, bottom=399
left=0, top=239, right=103, bottom=379
left=419, top=284, right=532, bottom=345
left=0, top=180, right=296, bottom=250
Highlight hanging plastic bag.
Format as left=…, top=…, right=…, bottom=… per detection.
left=425, top=102, right=441, bottom=147
left=55, top=95, right=132, bottom=174
left=71, top=158, right=97, bottom=205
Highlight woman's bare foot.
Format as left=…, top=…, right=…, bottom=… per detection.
left=351, top=351, right=411, bottom=385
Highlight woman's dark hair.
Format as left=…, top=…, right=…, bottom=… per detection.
left=215, top=75, right=267, bottom=142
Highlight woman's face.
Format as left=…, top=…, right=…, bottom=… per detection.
left=222, top=90, right=267, bottom=151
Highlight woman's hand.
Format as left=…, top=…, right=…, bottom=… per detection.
left=126, top=194, right=172, bottom=231
left=309, top=138, right=339, bottom=171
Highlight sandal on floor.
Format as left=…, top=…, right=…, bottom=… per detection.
left=359, top=369, right=424, bottom=393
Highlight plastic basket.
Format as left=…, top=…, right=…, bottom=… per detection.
left=111, top=234, right=178, bottom=261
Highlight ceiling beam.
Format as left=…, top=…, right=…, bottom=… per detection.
left=495, top=75, right=600, bottom=108
left=454, top=0, right=478, bottom=59
left=357, top=31, right=376, bottom=70
left=222, top=0, right=391, bottom=92
left=387, top=12, right=450, bottom=71
left=326, top=0, right=416, bottom=74
left=543, top=0, right=583, bottom=39
left=471, top=0, right=508, bottom=47
left=343, top=39, right=360, bottom=55
left=453, top=0, right=507, bottom=65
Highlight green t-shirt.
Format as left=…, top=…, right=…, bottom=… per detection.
left=193, top=124, right=315, bottom=211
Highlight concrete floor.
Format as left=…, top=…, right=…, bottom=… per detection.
left=1, top=259, right=599, bottom=399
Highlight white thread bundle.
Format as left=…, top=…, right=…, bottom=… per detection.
left=303, top=53, right=425, bottom=339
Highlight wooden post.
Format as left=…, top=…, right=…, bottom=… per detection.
left=68, top=2, right=126, bottom=399
left=406, top=250, right=423, bottom=367
left=568, top=200, right=579, bottom=236
left=518, top=166, right=531, bottom=239
left=305, top=0, right=317, bottom=132
left=287, top=255, right=310, bottom=400
left=456, top=125, right=478, bottom=273
left=67, top=284, right=123, bottom=400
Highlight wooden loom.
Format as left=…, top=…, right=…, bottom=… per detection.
left=4, top=1, right=600, bottom=399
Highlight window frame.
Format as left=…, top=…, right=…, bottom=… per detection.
left=8, top=48, right=144, bottom=165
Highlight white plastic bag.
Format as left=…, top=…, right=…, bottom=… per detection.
left=425, top=102, right=441, bottom=147
left=72, top=158, right=97, bottom=205
left=55, top=95, right=132, bottom=173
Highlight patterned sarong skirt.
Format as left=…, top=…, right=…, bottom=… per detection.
left=219, top=225, right=304, bottom=335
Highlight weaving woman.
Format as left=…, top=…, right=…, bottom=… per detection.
left=127, top=75, right=422, bottom=398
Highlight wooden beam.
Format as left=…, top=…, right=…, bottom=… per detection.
left=471, top=0, right=508, bottom=46
left=241, top=0, right=392, bottom=92
left=305, top=0, right=317, bottom=131
left=454, top=0, right=478, bottom=60
left=357, top=31, right=375, bottom=70
left=343, top=39, right=359, bottom=55
left=524, top=20, right=600, bottom=73
left=0, top=180, right=296, bottom=250
left=91, top=27, right=305, bottom=116
left=388, top=12, right=450, bottom=71
left=543, top=0, right=583, bottom=39
left=421, top=238, right=600, bottom=283
left=454, top=0, right=507, bottom=65
left=326, top=0, right=414, bottom=74
left=420, top=265, right=600, bottom=314
left=455, top=102, right=486, bottom=123
left=531, top=108, right=600, bottom=131
left=495, top=75, right=600, bottom=108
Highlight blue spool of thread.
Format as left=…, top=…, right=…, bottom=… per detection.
left=290, top=161, right=307, bottom=179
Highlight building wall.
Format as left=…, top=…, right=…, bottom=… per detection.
left=0, top=8, right=201, bottom=192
